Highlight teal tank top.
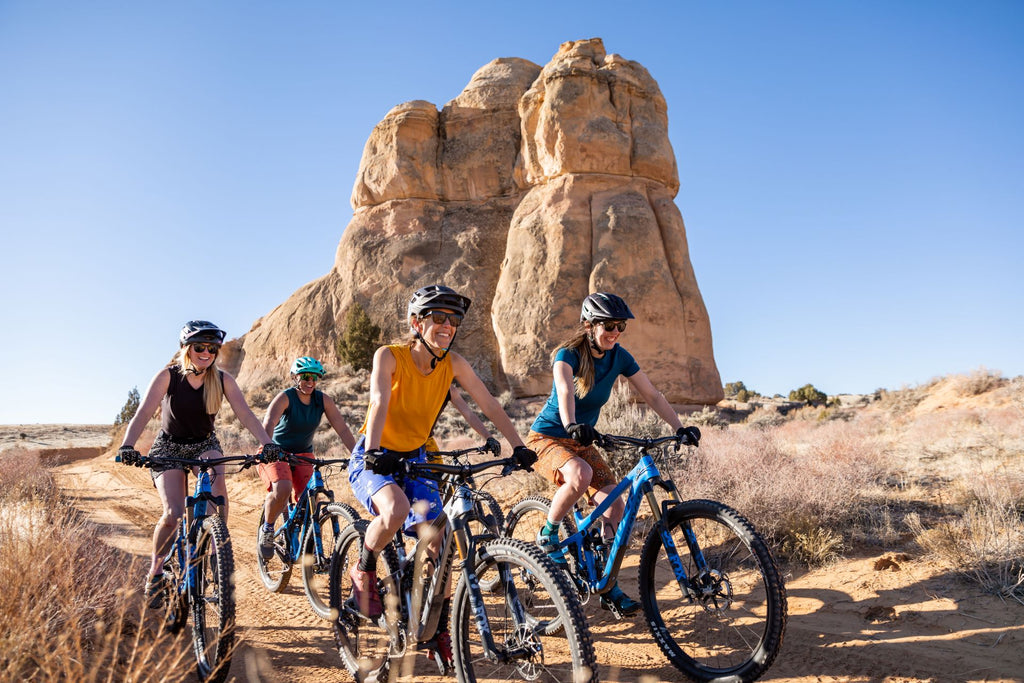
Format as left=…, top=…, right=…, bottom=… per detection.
left=272, top=387, right=324, bottom=453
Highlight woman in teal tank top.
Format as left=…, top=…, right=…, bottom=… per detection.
left=257, top=356, right=357, bottom=560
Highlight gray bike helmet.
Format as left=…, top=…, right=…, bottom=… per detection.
left=407, top=285, right=472, bottom=320
left=580, top=293, right=635, bottom=323
left=179, top=320, right=226, bottom=347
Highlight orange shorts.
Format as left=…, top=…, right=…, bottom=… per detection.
left=526, top=431, right=617, bottom=502
left=256, top=454, right=314, bottom=499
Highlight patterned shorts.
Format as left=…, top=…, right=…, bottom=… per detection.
left=147, top=431, right=223, bottom=483
left=526, top=430, right=617, bottom=502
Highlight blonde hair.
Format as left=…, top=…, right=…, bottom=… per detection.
left=173, top=346, right=224, bottom=414
left=551, top=323, right=597, bottom=399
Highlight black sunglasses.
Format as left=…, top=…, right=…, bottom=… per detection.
left=423, top=311, right=463, bottom=327
left=191, top=343, right=221, bottom=354
left=297, top=373, right=321, bottom=382
left=598, top=320, right=627, bottom=333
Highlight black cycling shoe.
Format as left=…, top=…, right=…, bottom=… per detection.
left=600, top=587, right=641, bottom=617
left=145, top=573, right=167, bottom=610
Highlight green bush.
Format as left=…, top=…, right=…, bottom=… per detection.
left=724, top=381, right=747, bottom=397
left=789, top=383, right=827, bottom=406
left=114, top=387, right=140, bottom=426
left=336, top=303, right=382, bottom=372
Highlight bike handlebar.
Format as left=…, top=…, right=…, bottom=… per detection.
left=597, top=429, right=700, bottom=451
left=116, top=453, right=260, bottom=470
left=278, top=452, right=351, bottom=468
left=405, top=455, right=520, bottom=481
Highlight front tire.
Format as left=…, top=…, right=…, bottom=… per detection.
left=451, top=538, right=598, bottom=683
left=191, top=516, right=236, bottom=683
left=301, top=502, right=361, bottom=619
left=639, top=499, right=787, bottom=682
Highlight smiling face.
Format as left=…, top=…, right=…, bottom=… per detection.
left=589, top=319, right=625, bottom=353
left=187, top=343, right=219, bottom=372
left=293, top=372, right=320, bottom=395
left=414, top=307, right=460, bottom=350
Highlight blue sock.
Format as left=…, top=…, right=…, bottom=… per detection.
left=541, top=520, right=560, bottom=537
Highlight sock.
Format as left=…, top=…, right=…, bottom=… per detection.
left=262, top=522, right=274, bottom=532
left=358, top=543, right=377, bottom=573
left=541, top=520, right=560, bottom=537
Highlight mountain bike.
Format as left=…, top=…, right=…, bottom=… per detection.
left=329, top=443, right=598, bottom=683
left=504, top=431, right=787, bottom=683
left=118, top=451, right=258, bottom=683
left=256, top=452, right=362, bottom=619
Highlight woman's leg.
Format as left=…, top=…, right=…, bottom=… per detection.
left=364, top=483, right=411, bottom=552
left=151, top=469, right=187, bottom=576
left=591, top=483, right=626, bottom=539
left=548, top=456, right=592, bottom=523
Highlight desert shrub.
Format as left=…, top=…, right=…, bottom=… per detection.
left=735, top=388, right=751, bottom=402
left=336, top=303, right=382, bottom=371
left=0, top=449, right=190, bottom=681
left=788, top=383, right=827, bottom=405
left=114, top=386, right=140, bottom=426
left=745, top=407, right=785, bottom=430
left=243, top=376, right=282, bottom=411
left=723, top=381, right=747, bottom=397
left=686, top=405, right=729, bottom=429
left=952, top=367, right=1006, bottom=397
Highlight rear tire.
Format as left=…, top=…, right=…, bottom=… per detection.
left=451, top=538, right=597, bottom=683
left=639, top=499, right=787, bottom=682
left=256, top=507, right=292, bottom=592
left=301, top=502, right=361, bottom=619
left=191, top=516, right=235, bottom=683
left=329, top=520, right=401, bottom=682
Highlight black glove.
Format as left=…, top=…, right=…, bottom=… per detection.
left=483, top=437, right=502, bottom=456
left=365, top=448, right=402, bottom=476
left=511, top=445, right=538, bottom=471
left=259, top=443, right=284, bottom=463
left=676, top=426, right=701, bottom=446
left=566, top=422, right=599, bottom=447
left=118, top=445, right=140, bottom=466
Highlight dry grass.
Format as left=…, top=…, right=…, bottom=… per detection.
left=0, top=448, right=192, bottom=682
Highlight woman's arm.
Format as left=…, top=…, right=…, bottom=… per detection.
left=626, top=370, right=684, bottom=431
left=120, top=368, right=171, bottom=448
left=451, top=353, right=524, bottom=448
left=323, top=394, right=357, bottom=451
left=262, top=391, right=289, bottom=436
left=363, top=346, right=396, bottom=450
left=223, top=373, right=274, bottom=446
left=448, top=385, right=494, bottom=441
left=553, top=360, right=578, bottom=428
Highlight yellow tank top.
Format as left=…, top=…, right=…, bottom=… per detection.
left=360, top=344, right=454, bottom=452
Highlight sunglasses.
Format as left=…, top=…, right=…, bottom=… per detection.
left=191, top=343, right=220, bottom=354
left=297, top=373, right=321, bottom=382
left=598, top=320, right=628, bottom=333
left=423, top=311, right=463, bottom=328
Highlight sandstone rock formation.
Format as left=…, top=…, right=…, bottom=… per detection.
left=230, top=38, right=723, bottom=406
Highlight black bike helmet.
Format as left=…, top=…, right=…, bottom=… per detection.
left=179, top=320, right=227, bottom=347
left=406, top=285, right=472, bottom=320
left=580, top=293, right=635, bottom=323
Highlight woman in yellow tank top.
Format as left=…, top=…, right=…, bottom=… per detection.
left=346, top=285, right=537, bottom=667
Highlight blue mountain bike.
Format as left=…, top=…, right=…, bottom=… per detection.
left=256, top=452, right=362, bottom=619
left=505, top=431, right=787, bottom=683
left=119, top=452, right=257, bottom=683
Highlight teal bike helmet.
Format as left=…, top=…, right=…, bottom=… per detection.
left=290, top=356, right=325, bottom=377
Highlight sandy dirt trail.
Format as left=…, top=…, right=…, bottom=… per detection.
left=45, top=441, right=1024, bottom=683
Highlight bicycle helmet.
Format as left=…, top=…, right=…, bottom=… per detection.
left=580, top=293, right=635, bottom=323
left=179, top=320, right=226, bottom=347
left=290, top=356, right=325, bottom=377
left=407, top=285, right=471, bottom=320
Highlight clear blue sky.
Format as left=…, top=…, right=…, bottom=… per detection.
left=2, top=1, right=1021, bottom=424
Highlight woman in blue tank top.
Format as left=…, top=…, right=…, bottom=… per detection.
left=257, top=356, right=356, bottom=560
left=527, top=293, right=690, bottom=616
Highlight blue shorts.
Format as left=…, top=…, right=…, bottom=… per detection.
left=348, top=437, right=443, bottom=536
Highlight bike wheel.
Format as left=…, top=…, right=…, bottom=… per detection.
left=256, top=507, right=292, bottom=592
left=639, top=499, right=787, bottom=683
left=472, top=491, right=505, bottom=538
left=191, top=516, right=236, bottom=683
left=302, top=502, right=362, bottom=619
left=451, top=538, right=597, bottom=683
left=329, top=520, right=401, bottom=683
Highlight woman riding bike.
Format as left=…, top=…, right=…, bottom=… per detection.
left=117, top=320, right=280, bottom=606
left=258, top=356, right=357, bottom=559
left=526, top=292, right=690, bottom=615
left=347, top=285, right=537, bottom=670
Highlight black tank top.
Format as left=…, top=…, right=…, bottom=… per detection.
left=161, top=366, right=218, bottom=441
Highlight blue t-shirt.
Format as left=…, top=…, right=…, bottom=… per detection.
left=531, top=345, right=640, bottom=438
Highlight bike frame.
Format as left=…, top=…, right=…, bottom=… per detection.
left=166, top=465, right=225, bottom=603
left=276, top=461, right=338, bottom=564
left=557, top=439, right=698, bottom=598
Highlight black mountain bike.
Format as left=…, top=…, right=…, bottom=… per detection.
left=329, top=444, right=598, bottom=683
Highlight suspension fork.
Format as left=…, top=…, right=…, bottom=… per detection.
left=650, top=478, right=702, bottom=601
